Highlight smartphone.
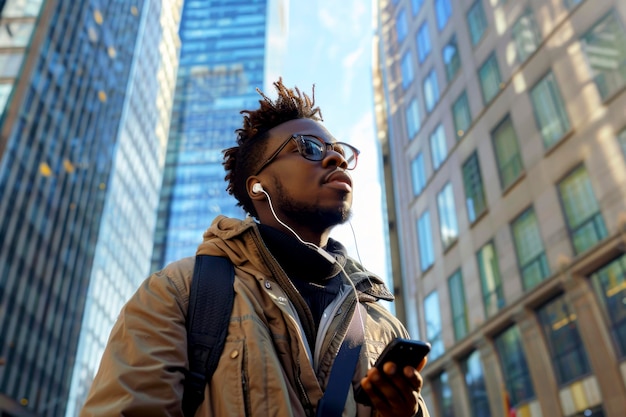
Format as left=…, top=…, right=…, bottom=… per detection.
left=354, top=338, right=431, bottom=406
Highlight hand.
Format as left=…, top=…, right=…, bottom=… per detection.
left=359, top=356, right=427, bottom=417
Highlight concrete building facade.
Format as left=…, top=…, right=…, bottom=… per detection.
left=374, top=0, right=626, bottom=415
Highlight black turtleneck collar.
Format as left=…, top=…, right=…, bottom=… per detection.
left=257, top=224, right=347, bottom=283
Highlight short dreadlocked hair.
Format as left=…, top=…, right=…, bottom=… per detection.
left=223, top=78, right=323, bottom=218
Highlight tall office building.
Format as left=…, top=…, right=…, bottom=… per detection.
left=0, top=1, right=179, bottom=416
left=151, top=0, right=288, bottom=271
left=63, top=1, right=182, bottom=416
left=374, top=0, right=626, bottom=416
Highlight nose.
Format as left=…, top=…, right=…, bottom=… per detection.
left=322, top=147, right=349, bottom=169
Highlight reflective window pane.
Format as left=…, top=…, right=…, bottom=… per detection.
left=495, top=326, right=535, bottom=406
left=558, top=165, right=607, bottom=254
left=530, top=71, right=570, bottom=148
left=536, top=295, right=591, bottom=385
left=590, top=254, right=626, bottom=357
left=581, top=11, right=626, bottom=101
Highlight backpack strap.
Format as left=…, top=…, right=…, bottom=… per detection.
left=182, top=255, right=234, bottom=417
left=315, top=303, right=366, bottom=417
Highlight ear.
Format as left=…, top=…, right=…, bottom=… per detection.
left=246, top=177, right=265, bottom=200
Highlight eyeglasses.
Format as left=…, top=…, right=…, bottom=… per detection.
left=254, top=134, right=360, bottom=176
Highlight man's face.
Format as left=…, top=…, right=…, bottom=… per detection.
left=255, top=118, right=355, bottom=231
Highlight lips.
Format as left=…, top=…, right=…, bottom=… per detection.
left=323, top=169, right=353, bottom=192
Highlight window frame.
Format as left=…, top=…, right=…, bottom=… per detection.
left=461, top=151, right=487, bottom=224
left=478, top=52, right=502, bottom=104
left=437, top=182, right=459, bottom=249
left=512, top=8, right=542, bottom=63
left=467, top=0, right=488, bottom=46
left=442, top=35, right=461, bottom=82
left=580, top=10, right=626, bottom=101
left=417, top=21, right=432, bottom=63
left=435, top=0, right=453, bottom=31
left=477, top=240, right=506, bottom=318
left=529, top=71, right=571, bottom=148
left=448, top=269, right=468, bottom=340
left=452, top=90, right=472, bottom=139
left=491, top=114, right=524, bottom=189
left=400, top=51, right=414, bottom=89
left=556, top=164, right=607, bottom=254
left=417, top=210, right=435, bottom=271
left=411, top=153, right=427, bottom=197
left=510, top=207, right=551, bottom=290
left=429, top=123, right=447, bottom=170
left=423, top=69, right=440, bottom=113
left=536, top=294, right=592, bottom=385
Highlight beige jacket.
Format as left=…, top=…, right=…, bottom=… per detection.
left=81, top=216, right=429, bottom=417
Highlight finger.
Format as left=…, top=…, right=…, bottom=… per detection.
left=416, top=356, right=428, bottom=372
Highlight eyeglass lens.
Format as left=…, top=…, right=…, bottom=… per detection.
left=297, top=136, right=357, bottom=168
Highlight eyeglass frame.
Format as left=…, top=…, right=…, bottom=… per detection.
left=253, top=134, right=360, bottom=176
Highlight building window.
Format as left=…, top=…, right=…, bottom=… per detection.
left=406, top=98, right=422, bottom=139
left=432, top=372, right=455, bottom=417
left=435, top=0, right=453, bottom=31
left=619, top=129, right=626, bottom=156
left=424, top=291, right=444, bottom=360
left=452, top=90, right=471, bottom=139
left=590, top=254, right=626, bottom=357
left=437, top=183, right=458, bottom=248
left=423, top=70, right=440, bottom=112
left=448, top=269, right=468, bottom=340
left=430, top=124, right=447, bottom=170
left=411, top=153, right=427, bottom=196
left=495, top=326, right=535, bottom=407
left=412, top=0, right=425, bottom=16
left=462, top=152, right=486, bottom=223
left=511, top=207, right=550, bottom=290
left=477, top=241, right=505, bottom=317
left=478, top=52, right=502, bottom=104
left=558, top=165, right=607, bottom=254
left=467, top=0, right=488, bottom=45
left=530, top=71, right=570, bottom=148
left=417, top=211, right=435, bottom=271
left=396, top=9, right=408, bottom=42
left=491, top=115, right=524, bottom=189
left=443, top=35, right=461, bottom=82
left=536, top=295, right=591, bottom=385
left=512, top=8, right=542, bottom=63
left=417, top=22, right=432, bottom=63
left=401, top=52, right=414, bottom=89
left=580, top=11, right=626, bottom=101
left=462, top=351, right=492, bottom=417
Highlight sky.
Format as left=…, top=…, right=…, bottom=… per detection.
left=277, top=1, right=392, bottom=289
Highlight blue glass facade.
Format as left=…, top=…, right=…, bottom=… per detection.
left=63, top=1, right=182, bottom=416
left=0, top=1, right=156, bottom=416
left=152, top=0, right=270, bottom=270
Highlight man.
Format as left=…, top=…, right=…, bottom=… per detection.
left=81, top=79, right=429, bottom=417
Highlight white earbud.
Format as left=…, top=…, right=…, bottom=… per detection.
left=252, top=183, right=264, bottom=194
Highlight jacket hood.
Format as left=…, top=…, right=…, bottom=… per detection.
left=196, top=215, right=395, bottom=302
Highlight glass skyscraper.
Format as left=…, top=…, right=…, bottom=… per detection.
left=0, top=1, right=179, bottom=416
left=63, top=1, right=182, bottom=416
left=151, top=0, right=288, bottom=270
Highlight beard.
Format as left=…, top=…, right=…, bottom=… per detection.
left=273, top=180, right=352, bottom=232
